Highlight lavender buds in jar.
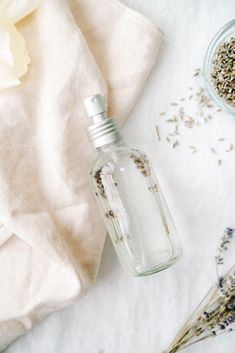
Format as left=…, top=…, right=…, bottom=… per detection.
left=204, top=19, right=235, bottom=115
left=211, top=37, right=235, bottom=105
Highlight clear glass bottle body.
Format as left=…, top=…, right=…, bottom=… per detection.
left=91, top=141, right=182, bottom=276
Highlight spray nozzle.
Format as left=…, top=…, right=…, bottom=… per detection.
left=83, top=94, right=122, bottom=148
left=83, top=94, right=107, bottom=120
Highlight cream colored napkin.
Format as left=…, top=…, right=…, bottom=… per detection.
left=0, top=0, right=162, bottom=349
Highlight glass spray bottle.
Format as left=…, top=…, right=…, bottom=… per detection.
left=84, top=94, right=182, bottom=276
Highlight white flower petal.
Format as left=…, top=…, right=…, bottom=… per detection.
left=7, top=22, right=31, bottom=77
left=0, top=0, right=41, bottom=24
left=0, top=25, right=14, bottom=66
left=0, top=23, right=30, bottom=89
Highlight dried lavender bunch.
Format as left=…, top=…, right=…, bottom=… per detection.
left=211, top=37, right=235, bottom=106
left=164, top=228, right=235, bottom=353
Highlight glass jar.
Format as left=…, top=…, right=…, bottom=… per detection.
left=203, top=19, right=235, bottom=115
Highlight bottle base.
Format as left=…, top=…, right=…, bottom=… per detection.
left=131, top=254, right=182, bottom=277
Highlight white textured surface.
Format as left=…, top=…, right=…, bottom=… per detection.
left=5, top=1, right=235, bottom=353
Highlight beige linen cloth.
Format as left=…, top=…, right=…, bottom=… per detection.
left=0, top=0, right=162, bottom=349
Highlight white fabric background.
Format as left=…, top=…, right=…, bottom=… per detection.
left=5, top=1, right=235, bottom=353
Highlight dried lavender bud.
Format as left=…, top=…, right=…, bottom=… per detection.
left=130, top=154, right=151, bottom=177
left=94, top=169, right=106, bottom=197
left=155, top=125, right=161, bottom=141
left=105, top=210, right=115, bottom=218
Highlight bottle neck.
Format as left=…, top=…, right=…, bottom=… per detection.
left=96, top=139, right=126, bottom=154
